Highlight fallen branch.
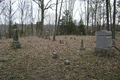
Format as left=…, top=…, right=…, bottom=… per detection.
left=113, top=46, right=120, bottom=52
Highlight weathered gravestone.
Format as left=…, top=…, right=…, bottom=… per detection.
left=94, top=30, right=114, bottom=56
left=12, top=29, right=21, bottom=48
left=80, top=39, right=85, bottom=50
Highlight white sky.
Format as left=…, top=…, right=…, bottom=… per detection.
left=0, top=0, right=118, bottom=25
left=0, top=0, right=86, bottom=25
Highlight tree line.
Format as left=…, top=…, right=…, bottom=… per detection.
left=0, top=0, right=119, bottom=39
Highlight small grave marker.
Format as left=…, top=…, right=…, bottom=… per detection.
left=52, top=52, right=57, bottom=59
left=64, top=60, right=70, bottom=65
left=12, top=29, right=21, bottom=48
left=66, top=41, right=68, bottom=45
left=60, top=40, right=61, bottom=44
left=80, top=39, right=85, bottom=50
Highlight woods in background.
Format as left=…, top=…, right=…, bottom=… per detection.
left=0, top=0, right=119, bottom=39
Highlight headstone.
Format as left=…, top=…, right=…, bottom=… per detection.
left=12, top=29, right=21, bottom=48
left=60, top=40, right=61, bottom=44
left=52, top=52, right=57, bottom=59
left=80, top=39, right=85, bottom=50
left=66, top=41, right=68, bottom=45
left=64, top=60, right=70, bottom=65
left=94, top=30, right=114, bottom=56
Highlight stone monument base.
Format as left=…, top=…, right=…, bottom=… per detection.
left=94, top=47, right=114, bottom=56
left=12, top=41, right=21, bottom=48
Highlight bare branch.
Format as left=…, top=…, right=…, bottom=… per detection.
left=33, top=0, right=41, bottom=7
left=0, top=5, right=7, bottom=15
left=0, top=0, right=4, bottom=3
left=44, top=3, right=55, bottom=10
left=11, top=8, right=18, bottom=17
left=44, top=0, right=52, bottom=9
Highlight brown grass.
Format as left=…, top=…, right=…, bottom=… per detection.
left=0, top=35, right=120, bottom=80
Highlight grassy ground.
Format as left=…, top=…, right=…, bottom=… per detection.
left=0, top=35, right=120, bottom=80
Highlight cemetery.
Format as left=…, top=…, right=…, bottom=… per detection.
left=0, top=0, right=120, bottom=79
left=0, top=35, right=120, bottom=80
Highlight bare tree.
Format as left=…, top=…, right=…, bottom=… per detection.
left=4, top=0, right=17, bottom=38
left=33, top=0, right=55, bottom=37
left=58, top=0, right=63, bottom=33
left=53, top=0, right=58, bottom=41
left=30, top=0, right=33, bottom=36
left=102, top=1, right=105, bottom=30
left=68, top=0, right=76, bottom=18
left=89, top=0, right=104, bottom=31
left=24, top=0, right=31, bottom=37
left=18, top=0, right=28, bottom=36
left=89, top=0, right=94, bottom=31
left=109, top=1, right=112, bottom=31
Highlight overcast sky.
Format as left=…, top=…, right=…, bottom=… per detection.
left=0, top=0, right=117, bottom=25
left=0, top=0, right=86, bottom=25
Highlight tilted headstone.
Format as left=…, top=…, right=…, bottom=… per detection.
left=94, top=30, right=114, bottom=56
left=80, top=39, right=85, bottom=50
left=12, top=29, right=21, bottom=48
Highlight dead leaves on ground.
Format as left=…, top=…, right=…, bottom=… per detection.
left=0, top=35, right=120, bottom=80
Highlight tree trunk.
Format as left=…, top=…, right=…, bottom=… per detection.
left=112, top=0, right=116, bottom=39
left=100, top=5, right=102, bottom=30
left=9, top=0, right=12, bottom=38
left=106, top=0, right=109, bottom=31
left=109, top=2, right=112, bottom=31
left=103, top=2, right=105, bottom=30
left=21, top=9, right=24, bottom=37
left=31, top=23, right=33, bottom=36
left=92, top=13, right=93, bottom=32
left=58, top=0, right=63, bottom=33
left=53, top=0, right=58, bottom=41
left=84, top=0, right=86, bottom=28
left=86, top=0, right=89, bottom=35
left=31, top=1, right=33, bottom=36
left=40, top=0, right=44, bottom=37
left=25, top=24, right=26, bottom=37
left=95, top=0, right=97, bottom=32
